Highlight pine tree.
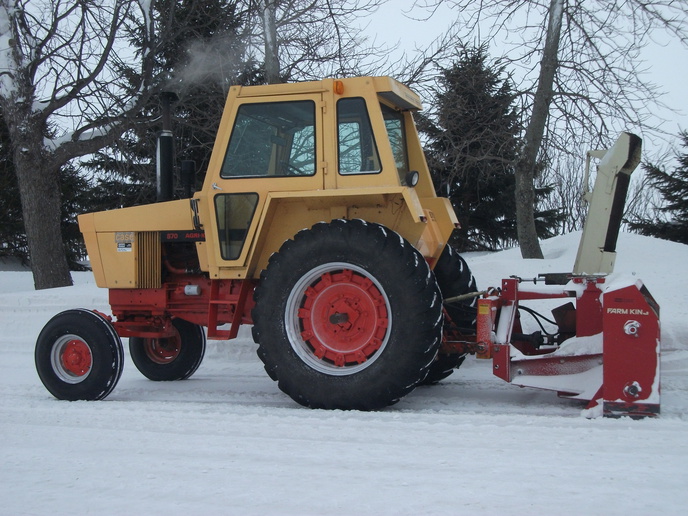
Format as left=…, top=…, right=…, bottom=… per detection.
left=1, top=112, right=91, bottom=268
left=0, top=114, right=24, bottom=262
left=82, top=0, right=260, bottom=211
left=628, top=131, right=688, bottom=244
left=419, top=46, right=558, bottom=252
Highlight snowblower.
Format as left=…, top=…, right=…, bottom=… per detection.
left=443, top=132, right=660, bottom=418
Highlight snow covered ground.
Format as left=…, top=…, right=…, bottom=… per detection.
left=1, top=232, right=687, bottom=515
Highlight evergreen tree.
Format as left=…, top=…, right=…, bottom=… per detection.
left=628, top=131, right=688, bottom=244
left=0, top=114, right=24, bottom=262
left=1, top=112, right=91, bottom=268
left=419, top=46, right=558, bottom=252
left=82, top=0, right=260, bottom=211
left=155, top=0, right=262, bottom=188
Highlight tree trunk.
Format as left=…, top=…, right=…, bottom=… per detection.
left=261, top=0, right=281, bottom=84
left=10, top=116, right=72, bottom=290
left=514, top=0, right=564, bottom=259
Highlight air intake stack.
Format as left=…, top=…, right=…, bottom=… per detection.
left=156, top=91, right=178, bottom=202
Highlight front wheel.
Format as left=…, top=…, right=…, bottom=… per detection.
left=129, top=318, right=206, bottom=381
left=35, top=309, right=124, bottom=400
left=252, top=219, right=443, bottom=410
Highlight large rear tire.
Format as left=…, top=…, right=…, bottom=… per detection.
left=129, top=318, right=206, bottom=381
left=420, top=244, right=478, bottom=385
left=35, top=309, right=124, bottom=400
left=252, top=219, right=443, bottom=410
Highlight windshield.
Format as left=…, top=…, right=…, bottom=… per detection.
left=221, top=100, right=316, bottom=178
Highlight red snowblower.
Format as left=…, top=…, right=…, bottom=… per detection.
left=444, top=132, right=660, bottom=418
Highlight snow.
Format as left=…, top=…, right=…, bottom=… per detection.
left=553, top=333, right=603, bottom=356
left=2, top=231, right=688, bottom=515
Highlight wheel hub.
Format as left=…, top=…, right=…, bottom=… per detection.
left=51, top=334, right=94, bottom=383
left=144, top=336, right=181, bottom=364
left=299, top=268, right=389, bottom=367
left=60, top=339, right=92, bottom=377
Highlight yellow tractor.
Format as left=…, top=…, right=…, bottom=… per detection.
left=35, top=77, right=477, bottom=409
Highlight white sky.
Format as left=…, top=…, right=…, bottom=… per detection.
left=364, top=1, right=688, bottom=153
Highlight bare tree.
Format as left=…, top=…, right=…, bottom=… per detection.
left=0, top=0, right=161, bottom=289
left=258, top=0, right=281, bottom=83
left=417, top=0, right=688, bottom=257
left=537, top=153, right=587, bottom=235
left=538, top=145, right=659, bottom=237
left=511, top=0, right=563, bottom=258
left=243, top=0, right=385, bottom=83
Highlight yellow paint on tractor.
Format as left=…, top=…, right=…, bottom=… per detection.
left=79, top=76, right=458, bottom=288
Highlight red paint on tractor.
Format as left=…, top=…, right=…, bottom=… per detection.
left=299, top=269, right=388, bottom=366
left=61, top=339, right=92, bottom=377
left=108, top=277, right=255, bottom=340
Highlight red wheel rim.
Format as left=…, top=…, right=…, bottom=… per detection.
left=60, top=339, right=92, bottom=377
left=143, top=334, right=181, bottom=364
left=299, top=268, right=389, bottom=367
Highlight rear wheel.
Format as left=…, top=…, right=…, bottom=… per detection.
left=252, top=219, right=443, bottom=410
left=420, top=244, right=477, bottom=385
left=129, top=318, right=206, bottom=381
left=35, top=309, right=124, bottom=400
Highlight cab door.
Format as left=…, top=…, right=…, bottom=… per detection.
left=202, top=92, right=324, bottom=279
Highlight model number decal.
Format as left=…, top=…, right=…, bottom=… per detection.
left=160, top=231, right=206, bottom=242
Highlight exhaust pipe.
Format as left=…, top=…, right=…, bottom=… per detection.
left=156, top=92, right=178, bottom=202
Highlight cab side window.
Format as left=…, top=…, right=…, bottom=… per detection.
left=337, top=98, right=381, bottom=175
left=381, top=103, right=409, bottom=183
left=214, top=193, right=259, bottom=260
left=221, top=101, right=316, bottom=178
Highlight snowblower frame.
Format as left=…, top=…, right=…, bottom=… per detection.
left=455, top=275, right=660, bottom=418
